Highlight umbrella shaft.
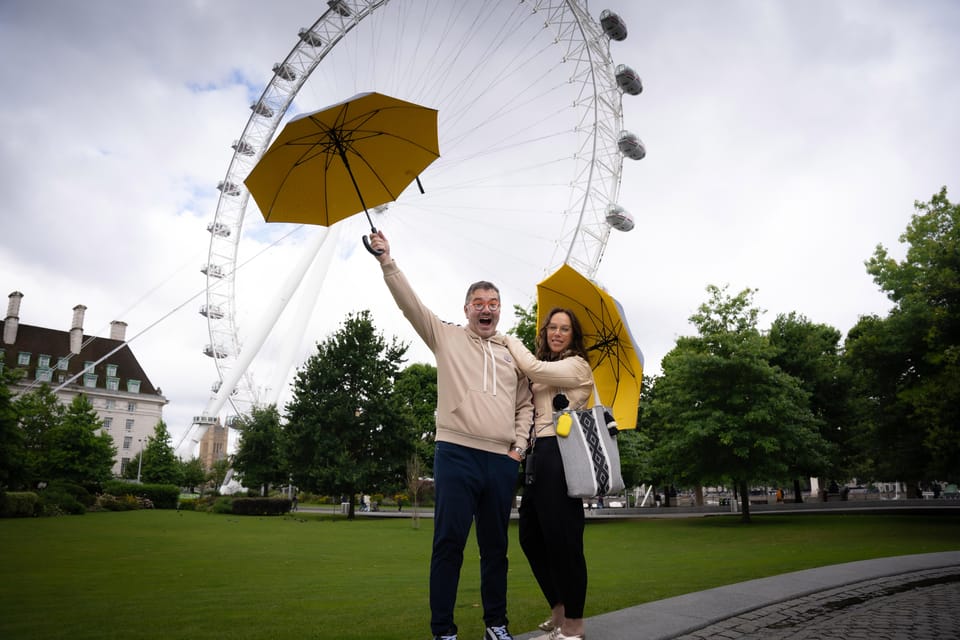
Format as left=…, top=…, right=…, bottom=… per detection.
left=333, top=141, right=376, bottom=232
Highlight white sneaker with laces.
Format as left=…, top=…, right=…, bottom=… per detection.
left=484, top=625, right=514, bottom=640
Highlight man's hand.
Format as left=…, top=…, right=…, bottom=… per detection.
left=368, top=230, right=391, bottom=264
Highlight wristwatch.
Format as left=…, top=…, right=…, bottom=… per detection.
left=512, top=446, right=526, bottom=460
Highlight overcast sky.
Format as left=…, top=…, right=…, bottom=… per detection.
left=2, top=1, right=958, bottom=448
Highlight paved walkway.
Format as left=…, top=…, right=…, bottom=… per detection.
left=515, top=551, right=960, bottom=639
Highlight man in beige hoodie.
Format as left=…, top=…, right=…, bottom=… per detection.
left=369, top=231, right=534, bottom=640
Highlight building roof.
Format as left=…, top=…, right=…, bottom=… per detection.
left=2, top=323, right=162, bottom=397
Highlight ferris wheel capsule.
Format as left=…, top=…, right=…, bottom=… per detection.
left=600, top=10, right=627, bottom=41
left=605, top=204, right=634, bottom=232
left=615, top=64, right=643, bottom=95
left=617, top=130, right=646, bottom=160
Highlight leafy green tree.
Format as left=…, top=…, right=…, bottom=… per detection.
left=13, top=383, right=64, bottom=488
left=179, top=457, right=207, bottom=494
left=847, top=187, right=960, bottom=485
left=139, top=421, right=181, bottom=485
left=393, top=363, right=438, bottom=476
left=768, top=312, right=851, bottom=500
left=44, top=394, right=115, bottom=488
left=647, top=285, right=828, bottom=522
left=283, top=311, right=415, bottom=518
left=0, top=369, right=26, bottom=489
left=232, top=405, right=286, bottom=495
left=508, top=300, right=538, bottom=352
left=618, top=374, right=655, bottom=491
left=208, top=457, right=232, bottom=493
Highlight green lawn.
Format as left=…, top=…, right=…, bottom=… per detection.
left=1, top=510, right=958, bottom=639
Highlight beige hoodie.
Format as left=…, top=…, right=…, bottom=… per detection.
left=381, top=260, right=534, bottom=453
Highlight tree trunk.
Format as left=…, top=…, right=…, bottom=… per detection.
left=793, top=478, right=804, bottom=503
left=694, top=485, right=704, bottom=507
left=739, top=480, right=751, bottom=523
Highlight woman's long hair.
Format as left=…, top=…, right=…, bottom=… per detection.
left=535, top=307, right=590, bottom=362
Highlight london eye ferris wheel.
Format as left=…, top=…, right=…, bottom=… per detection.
left=179, top=0, right=645, bottom=453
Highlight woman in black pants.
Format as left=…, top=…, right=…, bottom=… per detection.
left=504, top=308, right=594, bottom=640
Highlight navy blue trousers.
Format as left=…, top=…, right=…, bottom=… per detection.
left=430, top=442, right=519, bottom=635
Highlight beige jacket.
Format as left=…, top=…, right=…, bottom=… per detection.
left=381, top=261, right=534, bottom=453
left=503, top=335, right=594, bottom=439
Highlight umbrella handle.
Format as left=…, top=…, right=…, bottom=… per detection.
left=362, top=229, right=384, bottom=256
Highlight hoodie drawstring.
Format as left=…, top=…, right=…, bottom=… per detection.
left=481, top=339, right=498, bottom=396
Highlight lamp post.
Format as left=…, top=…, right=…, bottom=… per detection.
left=136, top=438, right=144, bottom=483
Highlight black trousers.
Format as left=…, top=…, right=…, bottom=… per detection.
left=518, top=435, right=587, bottom=618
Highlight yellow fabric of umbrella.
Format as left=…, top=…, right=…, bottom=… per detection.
left=244, top=91, right=440, bottom=226
left=537, top=264, right=644, bottom=430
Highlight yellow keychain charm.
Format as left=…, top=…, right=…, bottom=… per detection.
left=556, top=413, right=573, bottom=437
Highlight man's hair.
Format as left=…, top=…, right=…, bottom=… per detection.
left=464, top=280, right=500, bottom=305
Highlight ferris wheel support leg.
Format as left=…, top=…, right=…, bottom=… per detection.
left=263, top=224, right=341, bottom=407
left=205, top=224, right=334, bottom=422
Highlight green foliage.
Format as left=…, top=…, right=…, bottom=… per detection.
left=44, top=395, right=115, bottom=488
left=393, top=363, right=438, bottom=475
left=13, top=383, right=65, bottom=488
left=647, top=286, right=830, bottom=520
left=101, top=480, right=177, bottom=509
left=0, top=492, right=39, bottom=517
left=284, top=311, right=415, bottom=513
left=178, top=457, right=207, bottom=493
left=230, top=496, right=292, bottom=515
left=508, top=300, right=538, bottom=352
left=0, top=369, right=26, bottom=489
left=232, top=405, right=286, bottom=495
left=848, top=187, right=960, bottom=484
left=139, top=421, right=181, bottom=485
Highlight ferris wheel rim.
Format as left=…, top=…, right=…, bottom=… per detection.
left=201, top=0, right=627, bottom=420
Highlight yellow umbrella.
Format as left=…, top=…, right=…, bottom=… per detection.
left=537, top=264, right=644, bottom=430
left=244, top=91, right=440, bottom=253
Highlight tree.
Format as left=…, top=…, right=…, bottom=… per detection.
left=768, top=312, right=851, bottom=500
left=646, top=285, right=828, bottom=522
left=508, top=300, right=538, bottom=352
left=179, top=457, right=207, bottom=494
left=847, top=187, right=960, bottom=485
left=44, top=394, right=116, bottom=488
left=232, top=405, right=286, bottom=495
left=0, top=369, right=26, bottom=489
left=139, top=421, right=181, bottom=485
left=13, top=383, right=64, bottom=488
left=208, top=457, right=232, bottom=493
left=283, top=311, right=415, bottom=518
left=393, top=363, right=438, bottom=476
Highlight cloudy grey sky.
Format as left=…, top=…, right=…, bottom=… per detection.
left=2, top=1, right=958, bottom=447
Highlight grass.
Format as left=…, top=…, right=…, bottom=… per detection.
left=1, top=509, right=958, bottom=639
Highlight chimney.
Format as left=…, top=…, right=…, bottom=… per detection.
left=70, top=304, right=87, bottom=355
left=110, top=320, right=127, bottom=342
left=3, top=291, right=23, bottom=345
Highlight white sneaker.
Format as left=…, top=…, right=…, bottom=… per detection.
left=535, top=628, right=584, bottom=640
left=484, top=625, right=514, bottom=640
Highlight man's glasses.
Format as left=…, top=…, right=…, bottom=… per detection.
left=470, top=302, right=500, bottom=312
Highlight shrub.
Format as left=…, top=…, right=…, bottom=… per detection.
left=231, top=497, right=292, bottom=516
left=212, top=497, right=233, bottom=514
left=101, top=480, right=179, bottom=509
left=1, top=492, right=40, bottom=517
left=179, top=498, right=197, bottom=511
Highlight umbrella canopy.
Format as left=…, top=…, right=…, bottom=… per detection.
left=244, top=91, right=440, bottom=227
left=537, top=263, right=644, bottom=430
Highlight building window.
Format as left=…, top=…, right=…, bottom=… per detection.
left=106, top=377, right=120, bottom=391
left=105, top=399, right=115, bottom=410
left=127, top=379, right=141, bottom=393
left=83, top=373, right=97, bottom=388
left=127, top=401, right=137, bottom=412
left=18, top=352, right=31, bottom=366
left=38, top=354, right=51, bottom=369
left=106, top=364, right=118, bottom=377
left=35, top=368, right=53, bottom=383
left=120, top=457, right=130, bottom=475
left=125, top=419, right=134, bottom=431
left=104, top=417, right=113, bottom=429
left=123, top=436, right=132, bottom=449
left=83, top=361, right=95, bottom=374
left=57, top=357, right=69, bottom=370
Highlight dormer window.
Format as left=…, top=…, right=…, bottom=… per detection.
left=38, top=354, right=51, bottom=369
left=106, top=364, right=118, bottom=377
left=18, top=352, right=31, bottom=366
left=83, top=361, right=95, bottom=374
left=83, top=373, right=97, bottom=388
left=57, top=357, right=69, bottom=370
left=106, top=377, right=120, bottom=391
left=127, top=380, right=141, bottom=394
